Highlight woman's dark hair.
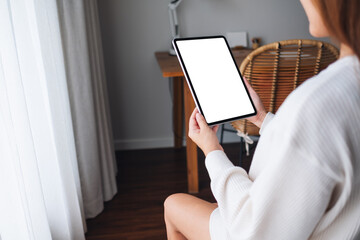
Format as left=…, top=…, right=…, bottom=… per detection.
left=312, top=0, right=360, bottom=59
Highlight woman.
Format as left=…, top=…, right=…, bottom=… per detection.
left=164, top=0, right=360, bottom=239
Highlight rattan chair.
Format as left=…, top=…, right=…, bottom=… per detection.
left=221, top=39, right=339, bottom=164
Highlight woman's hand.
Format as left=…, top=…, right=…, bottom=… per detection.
left=188, top=108, right=223, bottom=156
left=243, top=77, right=267, bottom=128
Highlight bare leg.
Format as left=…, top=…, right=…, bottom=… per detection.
left=164, top=193, right=217, bottom=240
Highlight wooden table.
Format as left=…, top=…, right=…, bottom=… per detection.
left=155, top=48, right=252, bottom=193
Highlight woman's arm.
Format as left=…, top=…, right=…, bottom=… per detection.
left=189, top=85, right=343, bottom=239
left=203, top=87, right=347, bottom=239
left=205, top=147, right=336, bottom=239
left=259, top=112, right=275, bottom=135
left=189, top=110, right=336, bottom=239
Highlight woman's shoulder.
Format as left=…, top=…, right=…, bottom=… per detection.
left=279, top=55, right=360, bottom=120
left=260, top=56, right=360, bottom=177
left=311, top=55, right=360, bottom=92
left=268, top=55, right=360, bottom=150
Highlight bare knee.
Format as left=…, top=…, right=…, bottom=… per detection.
left=164, top=193, right=191, bottom=223
left=164, top=193, right=186, bottom=215
left=164, top=193, right=187, bottom=206
left=164, top=193, right=189, bottom=239
left=164, top=193, right=214, bottom=240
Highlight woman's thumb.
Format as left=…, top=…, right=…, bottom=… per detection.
left=196, top=113, right=207, bottom=128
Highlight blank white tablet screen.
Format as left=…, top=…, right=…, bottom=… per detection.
left=175, top=37, right=255, bottom=124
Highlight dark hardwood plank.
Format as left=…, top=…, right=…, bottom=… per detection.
left=85, top=142, right=256, bottom=240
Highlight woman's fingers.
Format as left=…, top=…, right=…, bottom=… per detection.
left=243, top=77, right=255, bottom=94
left=195, top=112, right=207, bottom=128
left=191, top=108, right=220, bottom=134
left=191, top=107, right=199, bottom=116
left=243, top=76, right=250, bottom=87
left=188, top=108, right=223, bottom=156
left=212, top=125, right=220, bottom=133
left=189, top=108, right=199, bottom=130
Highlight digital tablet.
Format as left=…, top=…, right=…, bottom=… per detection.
left=172, top=36, right=256, bottom=126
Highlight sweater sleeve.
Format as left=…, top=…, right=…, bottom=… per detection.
left=206, top=150, right=336, bottom=239
left=205, top=99, right=341, bottom=239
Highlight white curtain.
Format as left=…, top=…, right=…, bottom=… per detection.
left=57, top=0, right=117, bottom=218
left=0, top=0, right=116, bottom=239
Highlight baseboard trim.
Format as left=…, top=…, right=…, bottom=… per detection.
left=115, top=137, right=174, bottom=150
left=114, top=132, right=257, bottom=151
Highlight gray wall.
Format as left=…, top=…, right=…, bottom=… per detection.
left=97, top=0, right=318, bottom=150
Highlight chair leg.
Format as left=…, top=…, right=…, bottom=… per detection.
left=220, top=124, right=224, bottom=145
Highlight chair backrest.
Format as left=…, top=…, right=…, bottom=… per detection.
left=231, top=39, right=339, bottom=135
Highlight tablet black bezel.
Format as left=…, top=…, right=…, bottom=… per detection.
left=172, top=35, right=257, bottom=126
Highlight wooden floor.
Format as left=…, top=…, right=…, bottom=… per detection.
left=85, top=142, right=256, bottom=240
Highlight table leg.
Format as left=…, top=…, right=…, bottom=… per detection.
left=183, top=79, right=199, bottom=193
left=173, top=77, right=183, bottom=148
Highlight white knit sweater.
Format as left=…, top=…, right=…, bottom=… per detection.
left=206, top=55, right=360, bottom=240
